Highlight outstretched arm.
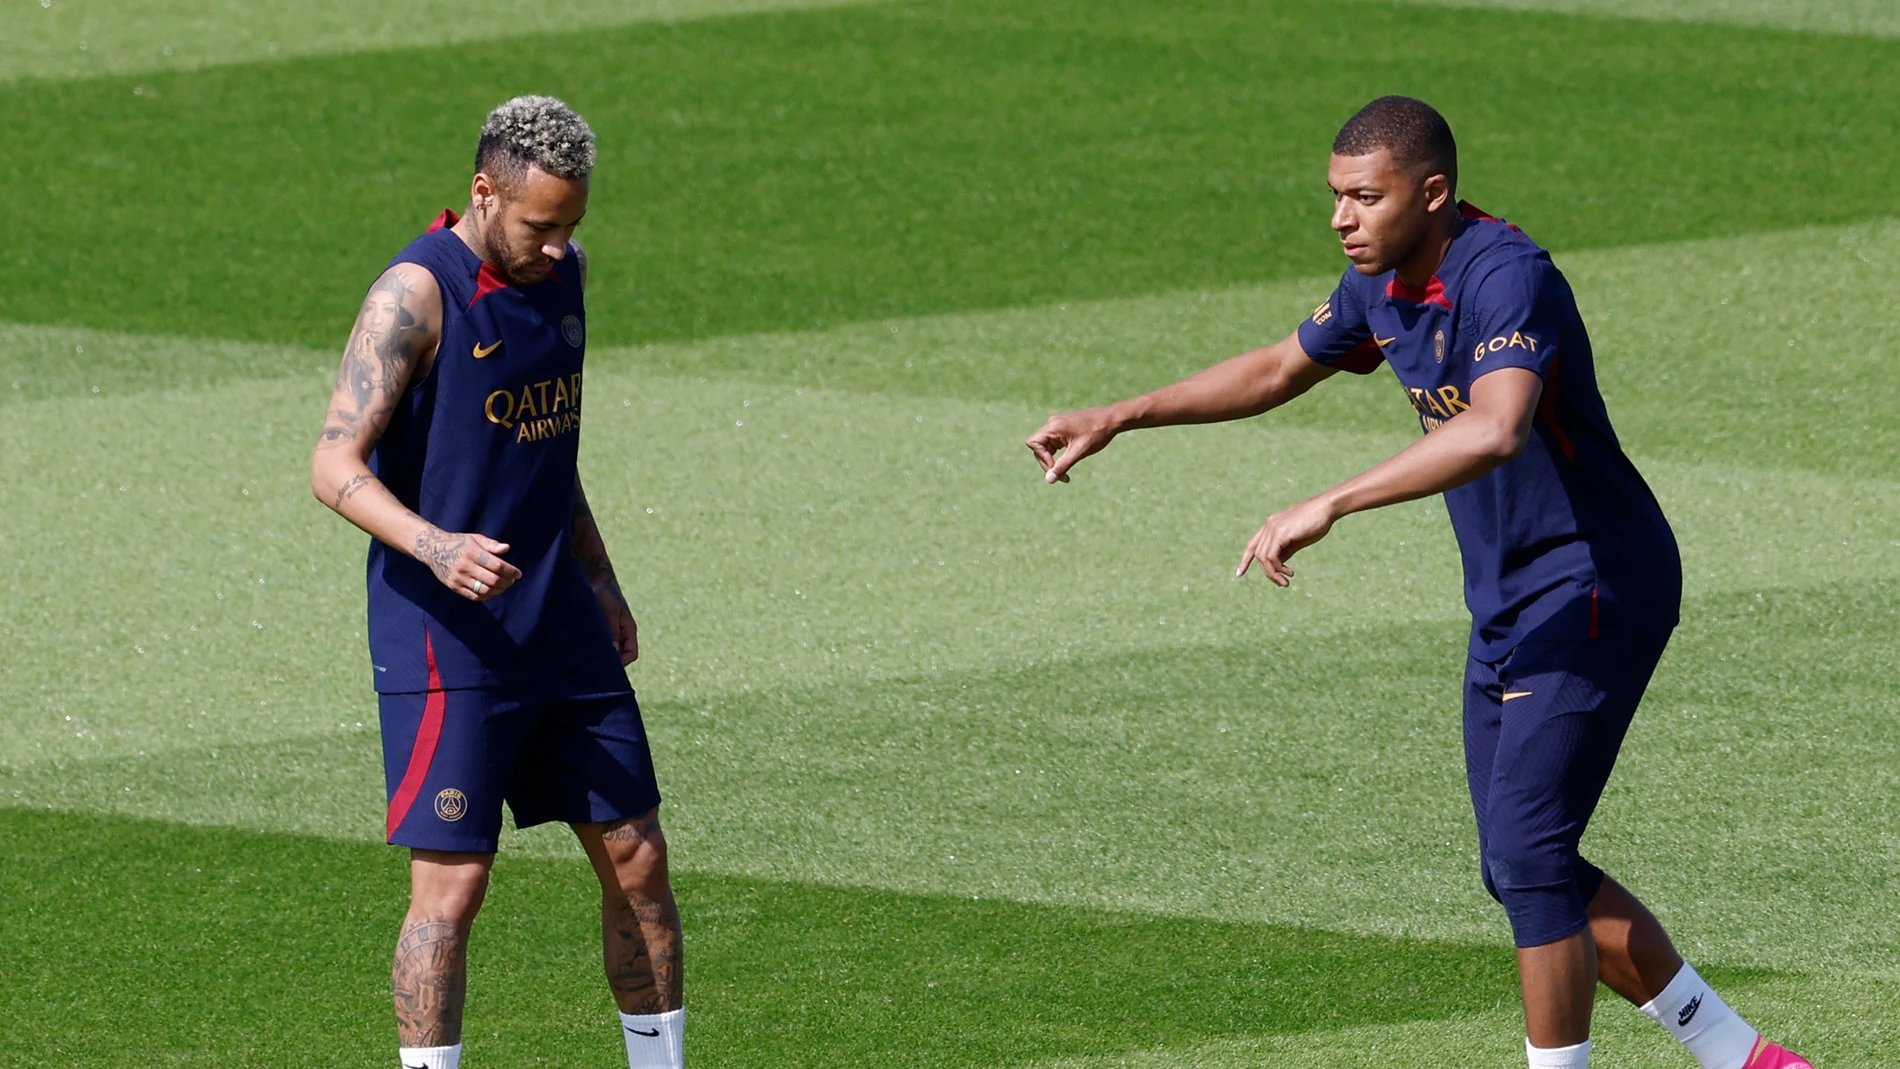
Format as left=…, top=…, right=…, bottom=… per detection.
left=310, top=262, right=522, bottom=601
left=1025, top=331, right=1338, bottom=482
left=1236, top=366, right=1543, bottom=584
left=573, top=476, right=638, bottom=664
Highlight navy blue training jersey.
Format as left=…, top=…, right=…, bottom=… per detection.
left=364, top=210, right=628, bottom=695
left=1297, top=203, right=1679, bottom=660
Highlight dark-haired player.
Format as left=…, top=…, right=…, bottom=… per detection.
left=311, top=96, right=684, bottom=1069
left=1026, top=96, right=1810, bottom=1069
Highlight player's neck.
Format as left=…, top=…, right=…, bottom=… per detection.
left=1392, top=210, right=1460, bottom=288
left=449, top=205, right=497, bottom=270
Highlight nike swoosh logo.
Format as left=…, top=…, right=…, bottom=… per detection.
left=404, top=1063, right=428, bottom=1068
left=625, top=1027, right=661, bottom=1038
left=472, top=340, right=502, bottom=359
left=1502, top=691, right=1534, bottom=701
left=1373, top=335, right=1397, bottom=348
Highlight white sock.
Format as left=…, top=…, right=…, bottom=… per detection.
left=1526, top=1038, right=1590, bottom=1068
left=621, top=1007, right=685, bottom=1069
left=398, top=1044, right=461, bottom=1069
left=1638, top=962, right=1760, bottom=1069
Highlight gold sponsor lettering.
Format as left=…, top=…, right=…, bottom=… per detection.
left=1436, top=385, right=1469, bottom=413
left=1312, top=300, right=1333, bottom=326
left=484, top=390, right=516, bottom=428
left=486, top=372, right=584, bottom=442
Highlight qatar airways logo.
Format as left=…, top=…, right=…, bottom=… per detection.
left=484, top=372, right=584, bottom=443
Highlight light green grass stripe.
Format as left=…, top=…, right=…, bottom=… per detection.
left=0, top=0, right=895, bottom=83
left=1380, top=0, right=1900, bottom=37
left=4, top=362, right=1898, bottom=976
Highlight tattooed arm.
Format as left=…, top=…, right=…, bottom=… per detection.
left=573, top=476, right=638, bottom=664
left=310, top=263, right=522, bottom=602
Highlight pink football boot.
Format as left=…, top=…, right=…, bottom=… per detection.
left=1744, top=1036, right=1814, bottom=1069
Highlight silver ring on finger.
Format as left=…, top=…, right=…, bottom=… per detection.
left=472, top=580, right=486, bottom=595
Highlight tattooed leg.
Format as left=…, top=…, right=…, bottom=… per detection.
left=577, top=810, right=683, bottom=1013
left=394, top=851, right=492, bottom=1047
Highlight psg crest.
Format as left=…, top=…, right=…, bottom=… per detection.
left=434, top=788, right=468, bottom=822
left=561, top=315, right=584, bottom=348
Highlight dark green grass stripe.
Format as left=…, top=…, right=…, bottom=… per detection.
left=0, top=807, right=1537, bottom=1069
left=3, top=0, right=1897, bottom=350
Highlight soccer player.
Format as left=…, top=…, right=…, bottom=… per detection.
left=310, top=97, right=684, bottom=1069
left=1025, top=97, right=1810, bottom=1069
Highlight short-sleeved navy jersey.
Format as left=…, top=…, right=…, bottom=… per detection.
left=364, top=211, right=628, bottom=695
left=1297, top=203, right=1679, bottom=660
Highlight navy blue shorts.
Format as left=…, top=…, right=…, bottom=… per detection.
left=379, top=687, right=661, bottom=853
left=1464, top=633, right=1670, bottom=948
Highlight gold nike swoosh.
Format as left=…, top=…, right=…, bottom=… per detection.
left=1502, top=690, right=1534, bottom=702
left=472, top=340, right=502, bottom=359
left=1374, top=335, right=1397, bottom=348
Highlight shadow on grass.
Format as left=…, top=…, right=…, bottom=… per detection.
left=0, top=806, right=1530, bottom=1068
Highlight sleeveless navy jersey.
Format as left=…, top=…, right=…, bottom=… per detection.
left=1298, top=203, right=1680, bottom=660
left=364, top=210, right=628, bottom=695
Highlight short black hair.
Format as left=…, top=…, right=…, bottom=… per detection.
left=1332, top=96, right=1457, bottom=193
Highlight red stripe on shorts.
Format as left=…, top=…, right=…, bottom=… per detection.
left=385, top=631, right=448, bottom=841
left=1589, top=586, right=1601, bottom=639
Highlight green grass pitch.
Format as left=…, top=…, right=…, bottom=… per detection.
left=3, top=1, right=1899, bottom=1065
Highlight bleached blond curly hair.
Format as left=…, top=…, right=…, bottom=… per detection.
left=475, top=95, right=596, bottom=190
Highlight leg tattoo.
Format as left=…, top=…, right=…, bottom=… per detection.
left=392, top=918, right=468, bottom=1046
left=599, top=815, right=684, bottom=1013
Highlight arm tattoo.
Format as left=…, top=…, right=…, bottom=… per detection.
left=392, top=918, right=467, bottom=1046
left=331, top=473, right=372, bottom=510
left=415, top=526, right=466, bottom=581
left=318, top=270, right=430, bottom=450
left=571, top=481, right=621, bottom=589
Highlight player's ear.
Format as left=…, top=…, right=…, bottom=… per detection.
left=471, top=172, right=498, bottom=215
left=1422, top=172, right=1453, bottom=214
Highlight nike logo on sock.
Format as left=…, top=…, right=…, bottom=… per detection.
left=625, top=1026, right=661, bottom=1037
left=1679, top=993, right=1703, bottom=1027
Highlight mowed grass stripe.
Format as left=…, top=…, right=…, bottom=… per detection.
left=0, top=806, right=1530, bottom=1069
left=9, top=353, right=1900, bottom=764
left=9, top=578, right=1899, bottom=974
left=1381, top=0, right=1900, bottom=39
left=0, top=0, right=894, bottom=84
left=4, top=0, right=1898, bottom=347
left=7, top=215, right=1898, bottom=477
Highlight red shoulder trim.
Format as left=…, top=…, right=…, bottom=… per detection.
left=1386, top=274, right=1454, bottom=311
left=468, top=262, right=511, bottom=308
left=1458, top=200, right=1524, bottom=237
left=1538, top=352, right=1576, bottom=463
left=1335, top=336, right=1386, bottom=375
left=428, top=209, right=460, bottom=232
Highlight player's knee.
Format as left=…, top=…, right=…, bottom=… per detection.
left=410, top=859, right=491, bottom=925
left=1482, top=845, right=1589, bottom=948
left=613, top=826, right=670, bottom=899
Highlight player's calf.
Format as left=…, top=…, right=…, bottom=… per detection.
left=577, top=811, right=685, bottom=1069
left=394, top=851, right=492, bottom=1069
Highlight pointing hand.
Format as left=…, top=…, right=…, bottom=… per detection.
left=1026, top=406, right=1121, bottom=484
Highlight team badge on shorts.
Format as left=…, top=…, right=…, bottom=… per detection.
left=434, top=788, right=468, bottom=822
left=561, top=315, right=584, bottom=348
